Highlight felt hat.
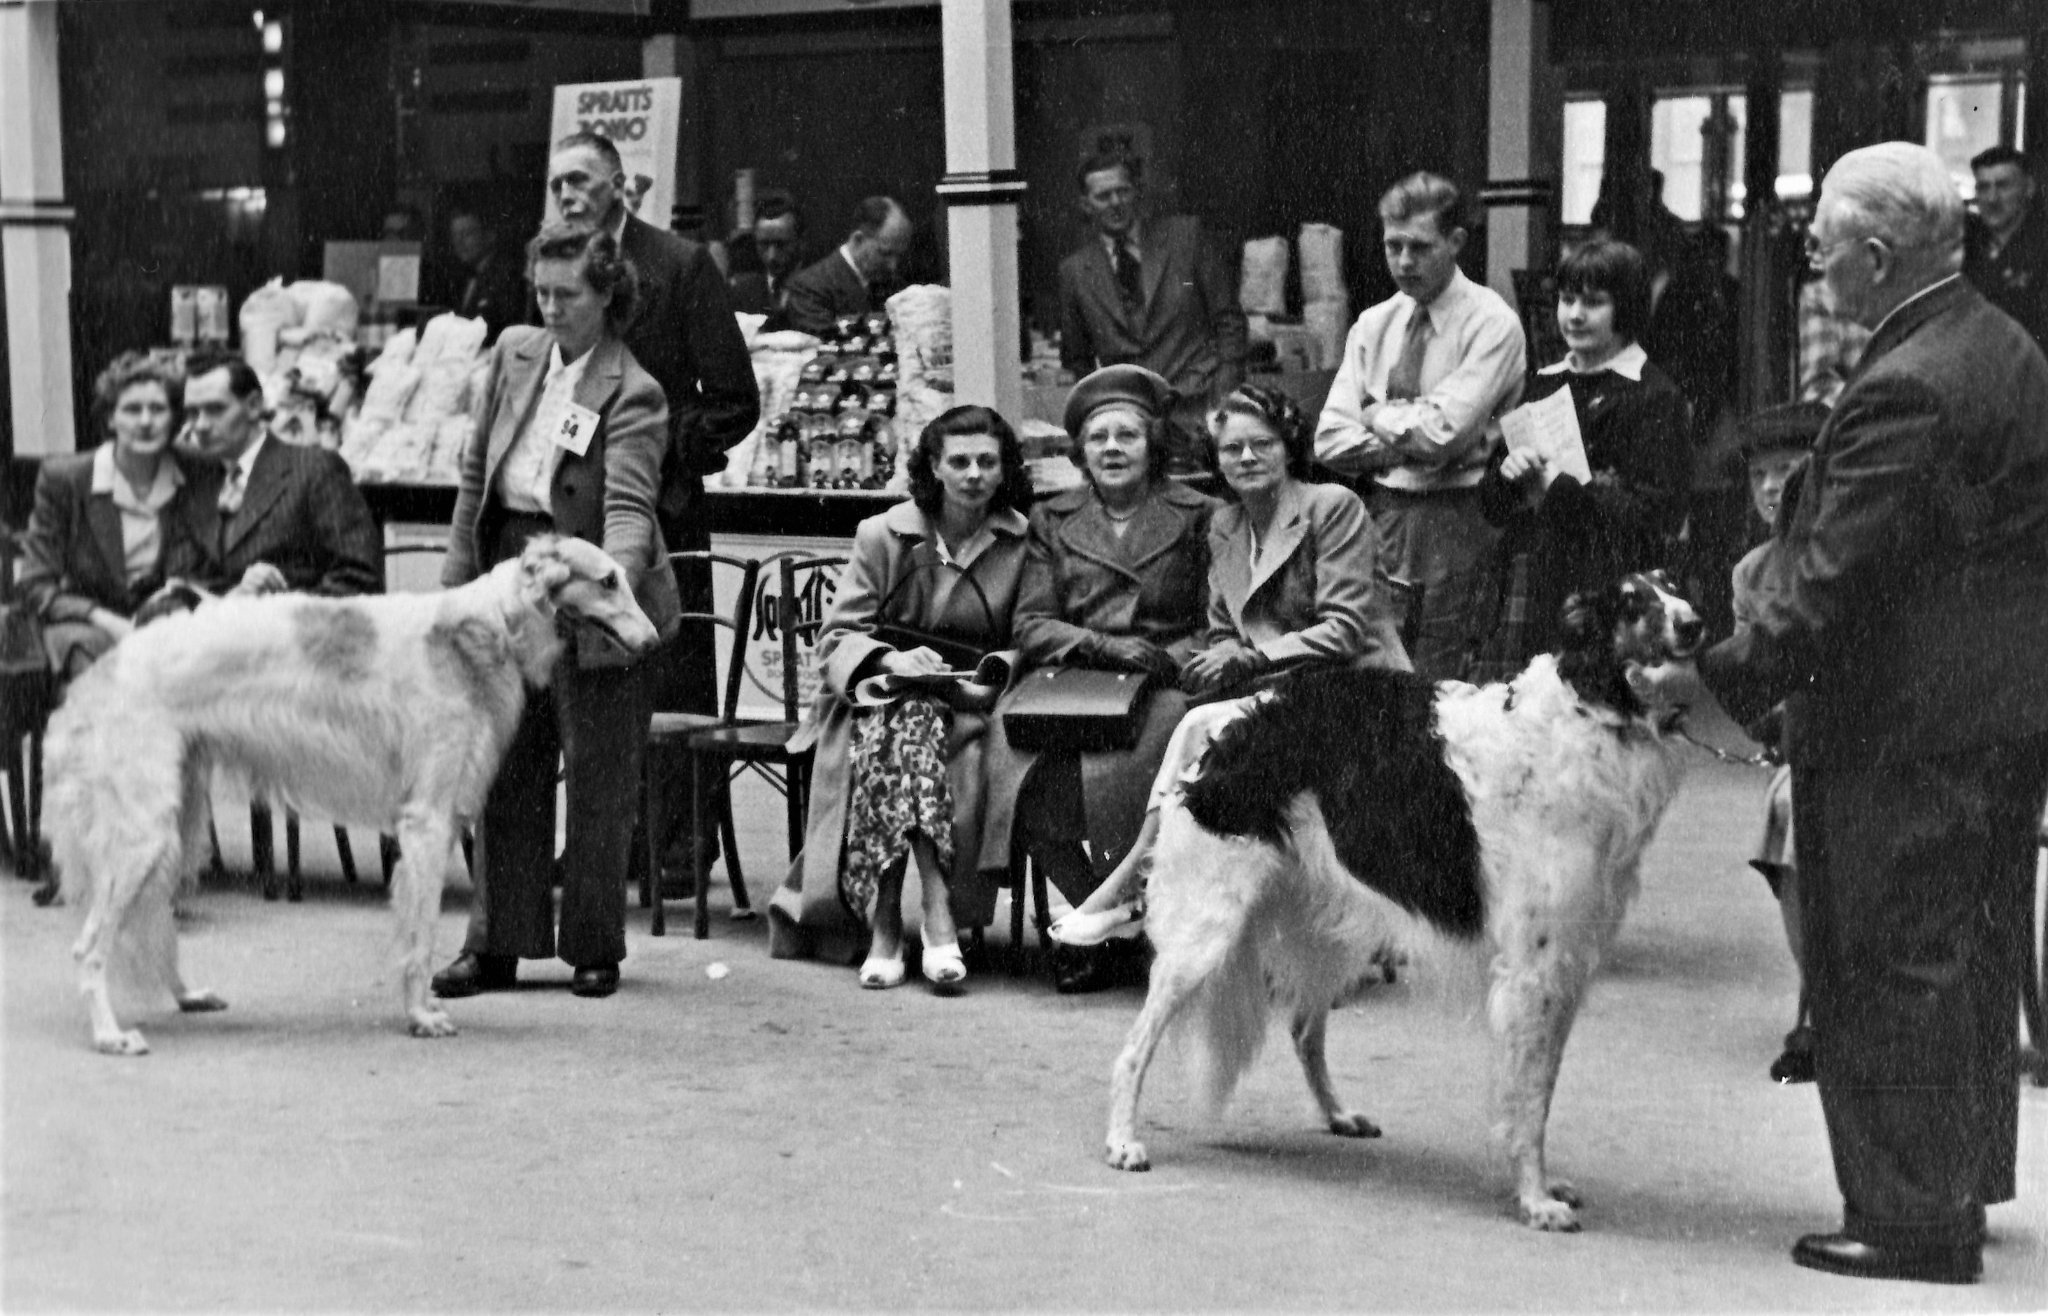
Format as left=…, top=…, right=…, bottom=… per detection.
left=1737, top=400, right=1829, bottom=461
left=1063, top=364, right=1176, bottom=437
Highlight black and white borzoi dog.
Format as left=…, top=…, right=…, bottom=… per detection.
left=47, top=535, right=657, bottom=1056
left=1104, top=572, right=1702, bottom=1231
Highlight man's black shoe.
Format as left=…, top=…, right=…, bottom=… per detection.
left=570, top=964, right=620, bottom=998
left=1053, top=946, right=1116, bottom=995
left=1791, top=1233, right=1980, bottom=1284
left=431, top=952, right=517, bottom=998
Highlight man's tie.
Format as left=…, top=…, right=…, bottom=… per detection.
left=1385, top=307, right=1432, bottom=401
left=218, top=465, right=246, bottom=518
left=1113, top=244, right=1143, bottom=313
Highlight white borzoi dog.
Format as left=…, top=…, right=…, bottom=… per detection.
left=1104, top=572, right=1702, bottom=1231
left=46, top=535, right=657, bottom=1055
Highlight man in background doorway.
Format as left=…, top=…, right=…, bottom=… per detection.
left=728, top=193, right=804, bottom=324
left=1056, top=149, right=1247, bottom=453
left=446, top=209, right=525, bottom=345
left=1964, top=144, right=2047, bottom=350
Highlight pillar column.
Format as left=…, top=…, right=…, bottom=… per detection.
left=936, top=0, right=1024, bottom=423
left=0, top=0, right=75, bottom=459
left=1482, top=0, right=1558, bottom=304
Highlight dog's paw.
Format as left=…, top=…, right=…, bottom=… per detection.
left=1327, top=1111, right=1382, bottom=1139
left=1519, top=1193, right=1582, bottom=1232
left=176, top=989, right=228, bottom=1013
left=408, top=1010, right=459, bottom=1039
left=1104, top=1139, right=1151, bottom=1171
left=94, top=1029, right=150, bottom=1057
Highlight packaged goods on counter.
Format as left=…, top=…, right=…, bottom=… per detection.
left=1240, top=236, right=1290, bottom=317
left=738, top=308, right=906, bottom=492
left=339, top=312, right=487, bottom=485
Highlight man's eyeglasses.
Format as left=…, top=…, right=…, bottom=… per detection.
left=1804, top=231, right=1858, bottom=271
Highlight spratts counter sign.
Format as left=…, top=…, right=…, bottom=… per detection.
left=545, top=78, right=682, bottom=226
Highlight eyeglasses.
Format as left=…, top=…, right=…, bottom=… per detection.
left=1214, top=436, right=1284, bottom=461
left=1082, top=426, right=1147, bottom=447
left=1804, top=231, right=1858, bottom=271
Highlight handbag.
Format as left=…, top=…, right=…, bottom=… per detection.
left=872, top=559, right=998, bottom=673
left=1003, top=666, right=1153, bottom=753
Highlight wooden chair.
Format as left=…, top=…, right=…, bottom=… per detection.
left=666, top=552, right=842, bottom=939
left=0, top=530, right=52, bottom=891
left=642, top=550, right=763, bottom=938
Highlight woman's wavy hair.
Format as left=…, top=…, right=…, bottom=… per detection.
left=1068, top=404, right=1171, bottom=482
left=1555, top=238, right=1652, bottom=344
left=526, top=223, right=640, bottom=331
left=906, top=405, right=1033, bottom=518
left=1205, top=384, right=1314, bottom=489
left=91, top=351, right=183, bottom=441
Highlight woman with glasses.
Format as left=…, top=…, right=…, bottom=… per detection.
left=1049, top=384, right=1411, bottom=950
left=1470, top=237, right=1691, bottom=680
left=982, top=365, right=1216, bottom=992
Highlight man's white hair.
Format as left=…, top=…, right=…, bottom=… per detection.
left=1822, top=142, right=1966, bottom=269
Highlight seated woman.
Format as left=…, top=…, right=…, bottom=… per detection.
left=1469, top=237, right=1690, bottom=680
left=982, top=365, right=1217, bottom=993
left=767, top=406, right=1033, bottom=992
left=20, top=352, right=224, bottom=682
left=1049, top=385, right=1411, bottom=948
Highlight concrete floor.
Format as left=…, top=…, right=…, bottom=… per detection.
left=4, top=756, right=2045, bottom=1313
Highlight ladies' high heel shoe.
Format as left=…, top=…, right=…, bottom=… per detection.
left=1048, top=901, right=1144, bottom=947
left=920, top=933, right=967, bottom=990
left=858, top=950, right=906, bottom=990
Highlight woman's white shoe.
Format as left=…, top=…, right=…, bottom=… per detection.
left=920, top=934, right=967, bottom=990
left=858, top=951, right=906, bottom=989
left=1047, top=902, right=1144, bottom=947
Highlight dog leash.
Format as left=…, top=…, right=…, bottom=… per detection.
left=1672, top=722, right=1775, bottom=769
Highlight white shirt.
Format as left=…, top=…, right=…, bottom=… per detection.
left=90, top=444, right=183, bottom=585
left=1314, top=267, right=1527, bottom=491
left=495, top=344, right=591, bottom=513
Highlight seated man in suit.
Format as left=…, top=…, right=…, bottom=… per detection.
left=180, top=352, right=383, bottom=599
left=446, top=209, right=526, bottom=346
left=728, top=193, right=804, bottom=325
left=781, top=195, right=912, bottom=337
left=1057, top=149, right=1247, bottom=457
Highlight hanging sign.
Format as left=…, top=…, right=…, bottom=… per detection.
left=545, top=77, right=682, bottom=228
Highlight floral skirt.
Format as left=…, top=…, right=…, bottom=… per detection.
left=839, top=695, right=953, bottom=927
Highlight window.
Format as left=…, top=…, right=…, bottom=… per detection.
left=1560, top=98, right=1606, bottom=226
left=1925, top=72, right=2027, bottom=196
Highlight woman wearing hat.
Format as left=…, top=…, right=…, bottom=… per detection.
left=980, top=365, right=1217, bottom=993
left=1049, top=384, right=1412, bottom=950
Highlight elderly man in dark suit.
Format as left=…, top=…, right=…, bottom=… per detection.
left=780, top=196, right=913, bottom=338
left=1645, top=142, right=2048, bottom=1286
left=1056, top=151, right=1247, bottom=454
left=180, top=353, right=382, bottom=599
left=546, top=131, right=760, bottom=878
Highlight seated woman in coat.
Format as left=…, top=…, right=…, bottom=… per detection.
left=1049, top=384, right=1411, bottom=948
left=767, top=405, right=1034, bottom=992
left=1469, top=237, right=1690, bottom=680
left=981, top=365, right=1217, bottom=993
left=20, top=352, right=224, bottom=682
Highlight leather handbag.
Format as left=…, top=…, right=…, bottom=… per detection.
left=1003, top=666, right=1152, bottom=753
left=873, top=560, right=997, bottom=672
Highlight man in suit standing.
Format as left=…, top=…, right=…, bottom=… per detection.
left=780, top=196, right=913, bottom=338
left=446, top=209, right=526, bottom=345
left=1645, top=142, right=2048, bottom=1285
left=727, top=194, right=804, bottom=324
left=1313, top=172, right=1526, bottom=681
left=1964, top=144, right=2048, bottom=351
left=1056, top=151, right=1247, bottom=455
left=181, top=353, right=382, bottom=599
left=547, top=131, right=760, bottom=877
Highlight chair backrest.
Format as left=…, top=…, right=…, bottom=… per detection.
left=775, top=553, right=848, bottom=723
left=382, top=540, right=446, bottom=594
left=668, top=550, right=762, bottom=723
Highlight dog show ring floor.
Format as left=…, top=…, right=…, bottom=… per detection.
left=5, top=748, right=2046, bottom=1312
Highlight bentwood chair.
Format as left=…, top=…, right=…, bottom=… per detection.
left=643, top=551, right=762, bottom=937
left=668, top=552, right=843, bottom=939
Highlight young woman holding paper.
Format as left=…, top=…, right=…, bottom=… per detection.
left=766, top=406, right=1032, bottom=993
left=1470, top=238, right=1691, bottom=679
